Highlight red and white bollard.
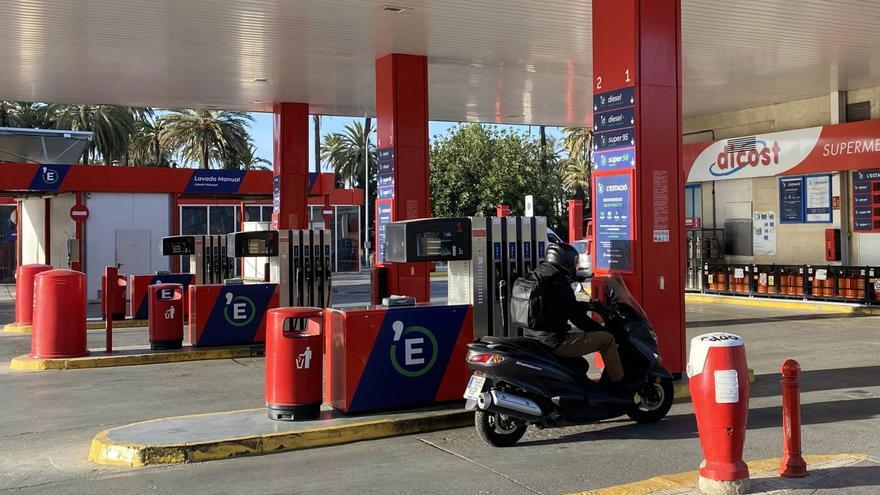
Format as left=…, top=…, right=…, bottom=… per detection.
left=687, top=333, right=750, bottom=495
left=779, top=359, right=808, bottom=478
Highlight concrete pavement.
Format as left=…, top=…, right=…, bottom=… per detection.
left=1, top=274, right=879, bottom=494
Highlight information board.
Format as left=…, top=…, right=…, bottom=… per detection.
left=779, top=177, right=804, bottom=223
left=805, top=174, right=832, bottom=223
left=595, top=173, right=633, bottom=271
left=375, top=147, right=395, bottom=263
left=853, top=168, right=880, bottom=232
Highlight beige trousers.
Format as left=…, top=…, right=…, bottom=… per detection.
left=552, top=331, right=625, bottom=381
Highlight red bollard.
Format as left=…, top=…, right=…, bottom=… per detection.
left=780, top=359, right=808, bottom=477
left=688, top=333, right=751, bottom=495
left=103, top=266, right=117, bottom=353
left=31, top=269, right=88, bottom=359
left=4, top=264, right=51, bottom=332
left=265, top=307, right=324, bottom=421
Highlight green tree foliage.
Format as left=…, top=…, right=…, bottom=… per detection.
left=233, top=142, right=271, bottom=170
left=158, top=109, right=253, bottom=169
left=129, top=115, right=175, bottom=167
left=430, top=124, right=567, bottom=231
left=0, top=101, right=54, bottom=129
left=321, top=119, right=376, bottom=187
left=560, top=127, right=593, bottom=208
left=52, top=104, right=146, bottom=164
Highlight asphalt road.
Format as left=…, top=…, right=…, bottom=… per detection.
left=1, top=276, right=879, bottom=494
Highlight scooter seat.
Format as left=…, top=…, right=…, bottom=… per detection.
left=479, top=336, right=555, bottom=358
left=477, top=336, right=590, bottom=376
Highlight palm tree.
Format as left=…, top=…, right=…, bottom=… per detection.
left=129, top=115, right=174, bottom=166
left=159, top=109, right=253, bottom=169
left=561, top=127, right=594, bottom=202
left=233, top=142, right=271, bottom=170
left=0, top=101, right=55, bottom=129
left=321, top=120, right=376, bottom=187
left=52, top=104, right=143, bottom=164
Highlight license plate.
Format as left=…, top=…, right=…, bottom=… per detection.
left=463, top=374, right=486, bottom=400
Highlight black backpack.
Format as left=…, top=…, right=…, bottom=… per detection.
left=509, top=271, right=547, bottom=330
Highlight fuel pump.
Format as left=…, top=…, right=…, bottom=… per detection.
left=227, top=229, right=333, bottom=308
left=161, top=235, right=234, bottom=284
left=384, top=216, right=548, bottom=338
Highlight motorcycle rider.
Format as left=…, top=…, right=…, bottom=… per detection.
left=522, top=243, right=632, bottom=392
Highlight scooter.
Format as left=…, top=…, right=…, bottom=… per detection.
left=463, top=274, right=675, bottom=447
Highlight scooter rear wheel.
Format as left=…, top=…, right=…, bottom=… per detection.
left=626, top=377, right=674, bottom=424
left=474, top=410, right=527, bottom=447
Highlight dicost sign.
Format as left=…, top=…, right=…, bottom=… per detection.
left=685, top=119, right=880, bottom=182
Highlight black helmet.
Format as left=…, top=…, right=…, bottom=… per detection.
left=544, top=242, right=579, bottom=280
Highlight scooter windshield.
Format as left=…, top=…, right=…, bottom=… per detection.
left=601, top=274, right=649, bottom=320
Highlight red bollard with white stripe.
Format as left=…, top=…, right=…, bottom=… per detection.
left=688, top=333, right=751, bottom=495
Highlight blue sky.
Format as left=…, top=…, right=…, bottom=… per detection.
left=248, top=113, right=564, bottom=170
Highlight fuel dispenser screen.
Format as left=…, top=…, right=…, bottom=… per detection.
left=385, top=218, right=472, bottom=263
left=227, top=231, right=279, bottom=257
left=162, top=236, right=196, bottom=255
left=416, top=231, right=460, bottom=258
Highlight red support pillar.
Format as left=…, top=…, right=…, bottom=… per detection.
left=591, top=0, right=685, bottom=374
left=568, top=199, right=584, bottom=241
left=272, top=102, right=310, bottom=230
left=374, top=53, right=431, bottom=302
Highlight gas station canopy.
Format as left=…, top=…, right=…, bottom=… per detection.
left=2, top=0, right=880, bottom=125
left=0, top=127, right=92, bottom=164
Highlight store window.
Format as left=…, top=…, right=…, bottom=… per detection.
left=181, top=206, right=208, bottom=235
left=209, top=205, right=237, bottom=234
left=243, top=205, right=272, bottom=223
left=0, top=205, right=16, bottom=282
left=335, top=205, right=360, bottom=272
left=685, top=184, right=702, bottom=223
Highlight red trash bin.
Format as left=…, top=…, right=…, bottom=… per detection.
left=148, top=283, right=184, bottom=350
left=265, top=307, right=324, bottom=421
left=31, top=269, right=88, bottom=359
left=688, top=332, right=750, bottom=493
left=8, top=264, right=52, bottom=330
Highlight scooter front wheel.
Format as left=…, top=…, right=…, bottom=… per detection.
left=474, top=410, right=527, bottom=447
left=626, top=377, right=674, bottom=424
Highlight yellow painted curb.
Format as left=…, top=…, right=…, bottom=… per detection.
left=685, top=293, right=880, bottom=316
left=9, top=345, right=264, bottom=372
left=568, top=453, right=868, bottom=495
left=89, top=408, right=473, bottom=467
left=86, top=319, right=148, bottom=330
left=2, top=322, right=32, bottom=334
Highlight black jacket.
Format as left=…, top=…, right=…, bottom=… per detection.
left=521, top=263, right=604, bottom=347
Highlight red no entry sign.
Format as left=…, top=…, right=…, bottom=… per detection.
left=69, top=204, right=89, bottom=222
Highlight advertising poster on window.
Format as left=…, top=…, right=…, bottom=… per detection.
left=805, top=175, right=832, bottom=223
left=752, top=211, right=777, bottom=255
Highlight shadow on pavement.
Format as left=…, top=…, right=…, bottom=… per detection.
left=519, top=396, right=880, bottom=446
left=803, top=462, right=880, bottom=490
left=750, top=366, right=880, bottom=399
left=687, top=312, right=876, bottom=329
